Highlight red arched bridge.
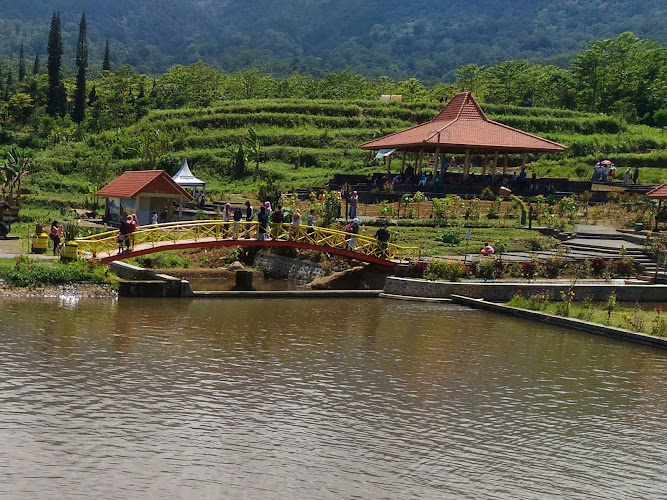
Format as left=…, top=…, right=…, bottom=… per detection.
left=75, top=220, right=420, bottom=269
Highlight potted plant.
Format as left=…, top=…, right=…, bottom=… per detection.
left=30, top=220, right=49, bottom=254
left=60, top=221, right=81, bottom=260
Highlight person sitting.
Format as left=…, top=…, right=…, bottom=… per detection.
left=418, top=173, right=427, bottom=186
left=480, top=242, right=495, bottom=256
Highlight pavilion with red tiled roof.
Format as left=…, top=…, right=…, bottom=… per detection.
left=360, top=92, right=567, bottom=178
left=98, top=170, right=193, bottom=226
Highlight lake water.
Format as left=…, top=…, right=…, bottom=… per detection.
left=1, top=297, right=666, bottom=499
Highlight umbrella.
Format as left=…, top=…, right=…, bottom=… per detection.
left=601, top=159, right=613, bottom=165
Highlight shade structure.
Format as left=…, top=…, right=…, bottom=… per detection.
left=647, top=183, right=667, bottom=199
left=359, top=92, right=568, bottom=154
left=172, top=159, right=206, bottom=188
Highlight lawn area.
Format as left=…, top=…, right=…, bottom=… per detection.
left=507, top=295, right=667, bottom=337
left=358, top=225, right=558, bottom=257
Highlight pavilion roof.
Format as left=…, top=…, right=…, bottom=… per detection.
left=359, top=92, right=568, bottom=154
left=98, top=170, right=194, bottom=200
left=647, top=183, right=667, bottom=199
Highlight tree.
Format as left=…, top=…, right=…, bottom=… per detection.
left=7, top=93, right=34, bottom=123
left=46, top=12, right=66, bottom=118
left=32, top=53, right=39, bottom=76
left=102, top=40, right=111, bottom=72
left=18, top=42, right=26, bottom=82
left=72, top=12, right=88, bottom=124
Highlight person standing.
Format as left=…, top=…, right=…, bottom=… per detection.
left=623, top=167, right=632, bottom=187
left=375, top=223, right=390, bottom=257
left=233, top=206, right=243, bottom=239
left=271, top=205, right=284, bottom=239
left=633, top=167, right=640, bottom=185
left=349, top=190, right=359, bottom=219
left=49, top=221, right=62, bottom=255
left=257, top=205, right=269, bottom=240
left=222, top=203, right=232, bottom=237
left=151, top=211, right=159, bottom=225
left=291, top=208, right=301, bottom=240
left=244, top=200, right=254, bottom=238
left=346, top=217, right=359, bottom=250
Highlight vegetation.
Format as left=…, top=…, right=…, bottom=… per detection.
left=507, top=293, right=667, bottom=337
left=0, top=256, right=117, bottom=287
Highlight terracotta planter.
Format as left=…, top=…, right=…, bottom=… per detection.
left=60, top=241, right=80, bottom=260
left=31, top=233, right=49, bottom=254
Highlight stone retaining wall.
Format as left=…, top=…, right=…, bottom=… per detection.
left=383, top=276, right=667, bottom=302
left=253, top=251, right=325, bottom=282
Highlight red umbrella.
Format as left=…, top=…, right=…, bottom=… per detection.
left=601, top=159, right=613, bottom=165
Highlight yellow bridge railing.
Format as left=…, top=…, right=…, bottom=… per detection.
left=75, top=220, right=420, bottom=262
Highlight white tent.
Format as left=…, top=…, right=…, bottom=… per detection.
left=172, top=159, right=206, bottom=194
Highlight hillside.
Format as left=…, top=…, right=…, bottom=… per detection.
left=0, top=0, right=665, bottom=80
left=20, top=98, right=667, bottom=214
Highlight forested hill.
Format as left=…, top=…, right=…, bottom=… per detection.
left=0, top=0, right=665, bottom=80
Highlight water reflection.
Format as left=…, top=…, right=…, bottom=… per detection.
left=0, top=297, right=665, bottom=499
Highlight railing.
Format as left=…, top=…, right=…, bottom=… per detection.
left=75, top=220, right=420, bottom=262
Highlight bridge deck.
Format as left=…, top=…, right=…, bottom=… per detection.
left=76, top=220, right=420, bottom=269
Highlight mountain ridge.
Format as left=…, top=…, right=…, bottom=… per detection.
left=0, top=0, right=664, bottom=80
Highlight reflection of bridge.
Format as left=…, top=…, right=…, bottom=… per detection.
left=76, top=220, right=420, bottom=269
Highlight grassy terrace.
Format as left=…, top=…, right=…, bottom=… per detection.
left=24, top=98, right=667, bottom=211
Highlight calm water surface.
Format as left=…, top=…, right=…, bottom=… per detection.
left=1, top=297, right=666, bottom=499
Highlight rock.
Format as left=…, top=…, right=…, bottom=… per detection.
left=229, top=260, right=245, bottom=270
left=310, top=266, right=365, bottom=290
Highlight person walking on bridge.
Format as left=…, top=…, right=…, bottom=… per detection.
left=375, top=224, right=390, bottom=257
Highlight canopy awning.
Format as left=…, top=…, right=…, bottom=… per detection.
left=172, top=159, right=206, bottom=187
left=374, top=149, right=397, bottom=160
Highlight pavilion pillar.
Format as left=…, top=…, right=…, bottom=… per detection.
left=418, top=149, right=424, bottom=174
left=387, top=153, right=392, bottom=174
left=179, top=197, right=183, bottom=220
left=492, top=151, right=498, bottom=178
left=401, top=151, right=406, bottom=174
left=464, top=149, right=471, bottom=180
left=522, top=152, right=527, bottom=170
left=435, top=147, right=441, bottom=174
left=482, top=154, right=489, bottom=176
left=503, top=153, right=508, bottom=175
left=413, top=151, right=419, bottom=174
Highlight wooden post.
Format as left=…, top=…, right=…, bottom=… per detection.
left=503, top=153, right=508, bottom=175
left=418, top=149, right=424, bottom=174
left=401, top=151, right=406, bottom=174
left=464, top=149, right=471, bottom=179
left=492, top=151, right=498, bottom=178
left=482, top=154, right=489, bottom=176
left=413, top=151, right=419, bottom=174
left=435, top=147, right=441, bottom=175
left=387, top=153, right=392, bottom=174
left=522, top=152, right=527, bottom=170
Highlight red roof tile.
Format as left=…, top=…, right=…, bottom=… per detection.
left=360, top=92, right=568, bottom=154
left=97, top=170, right=194, bottom=199
left=647, top=183, right=667, bottom=199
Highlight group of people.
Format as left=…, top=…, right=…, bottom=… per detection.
left=217, top=200, right=316, bottom=241
left=117, top=214, right=138, bottom=252
left=592, top=161, right=640, bottom=186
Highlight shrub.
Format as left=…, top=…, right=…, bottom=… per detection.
left=474, top=258, right=495, bottom=281
left=424, top=259, right=466, bottom=281
left=520, top=261, right=538, bottom=279
left=410, top=261, right=428, bottom=278
left=611, top=257, right=636, bottom=277
left=543, top=256, right=565, bottom=278
left=480, top=187, right=494, bottom=200
left=591, top=257, right=607, bottom=277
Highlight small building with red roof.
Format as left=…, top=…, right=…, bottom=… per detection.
left=360, top=92, right=567, bottom=178
left=98, top=170, right=193, bottom=226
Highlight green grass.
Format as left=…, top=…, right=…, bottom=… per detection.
left=358, top=225, right=558, bottom=257
left=507, top=297, right=667, bottom=337
left=0, top=258, right=119, bottom=287
left=14, top=97, right=667, bottom=207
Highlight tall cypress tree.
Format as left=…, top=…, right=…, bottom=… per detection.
left=102, top=40, right=111, bottom=72
left=18, top=42, right=26, bottom=82
left=72, top=12, right=88, bottom=124
left=32, top=53, right=40, bottom=75
left=46, top=11, right=65, bottom=117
